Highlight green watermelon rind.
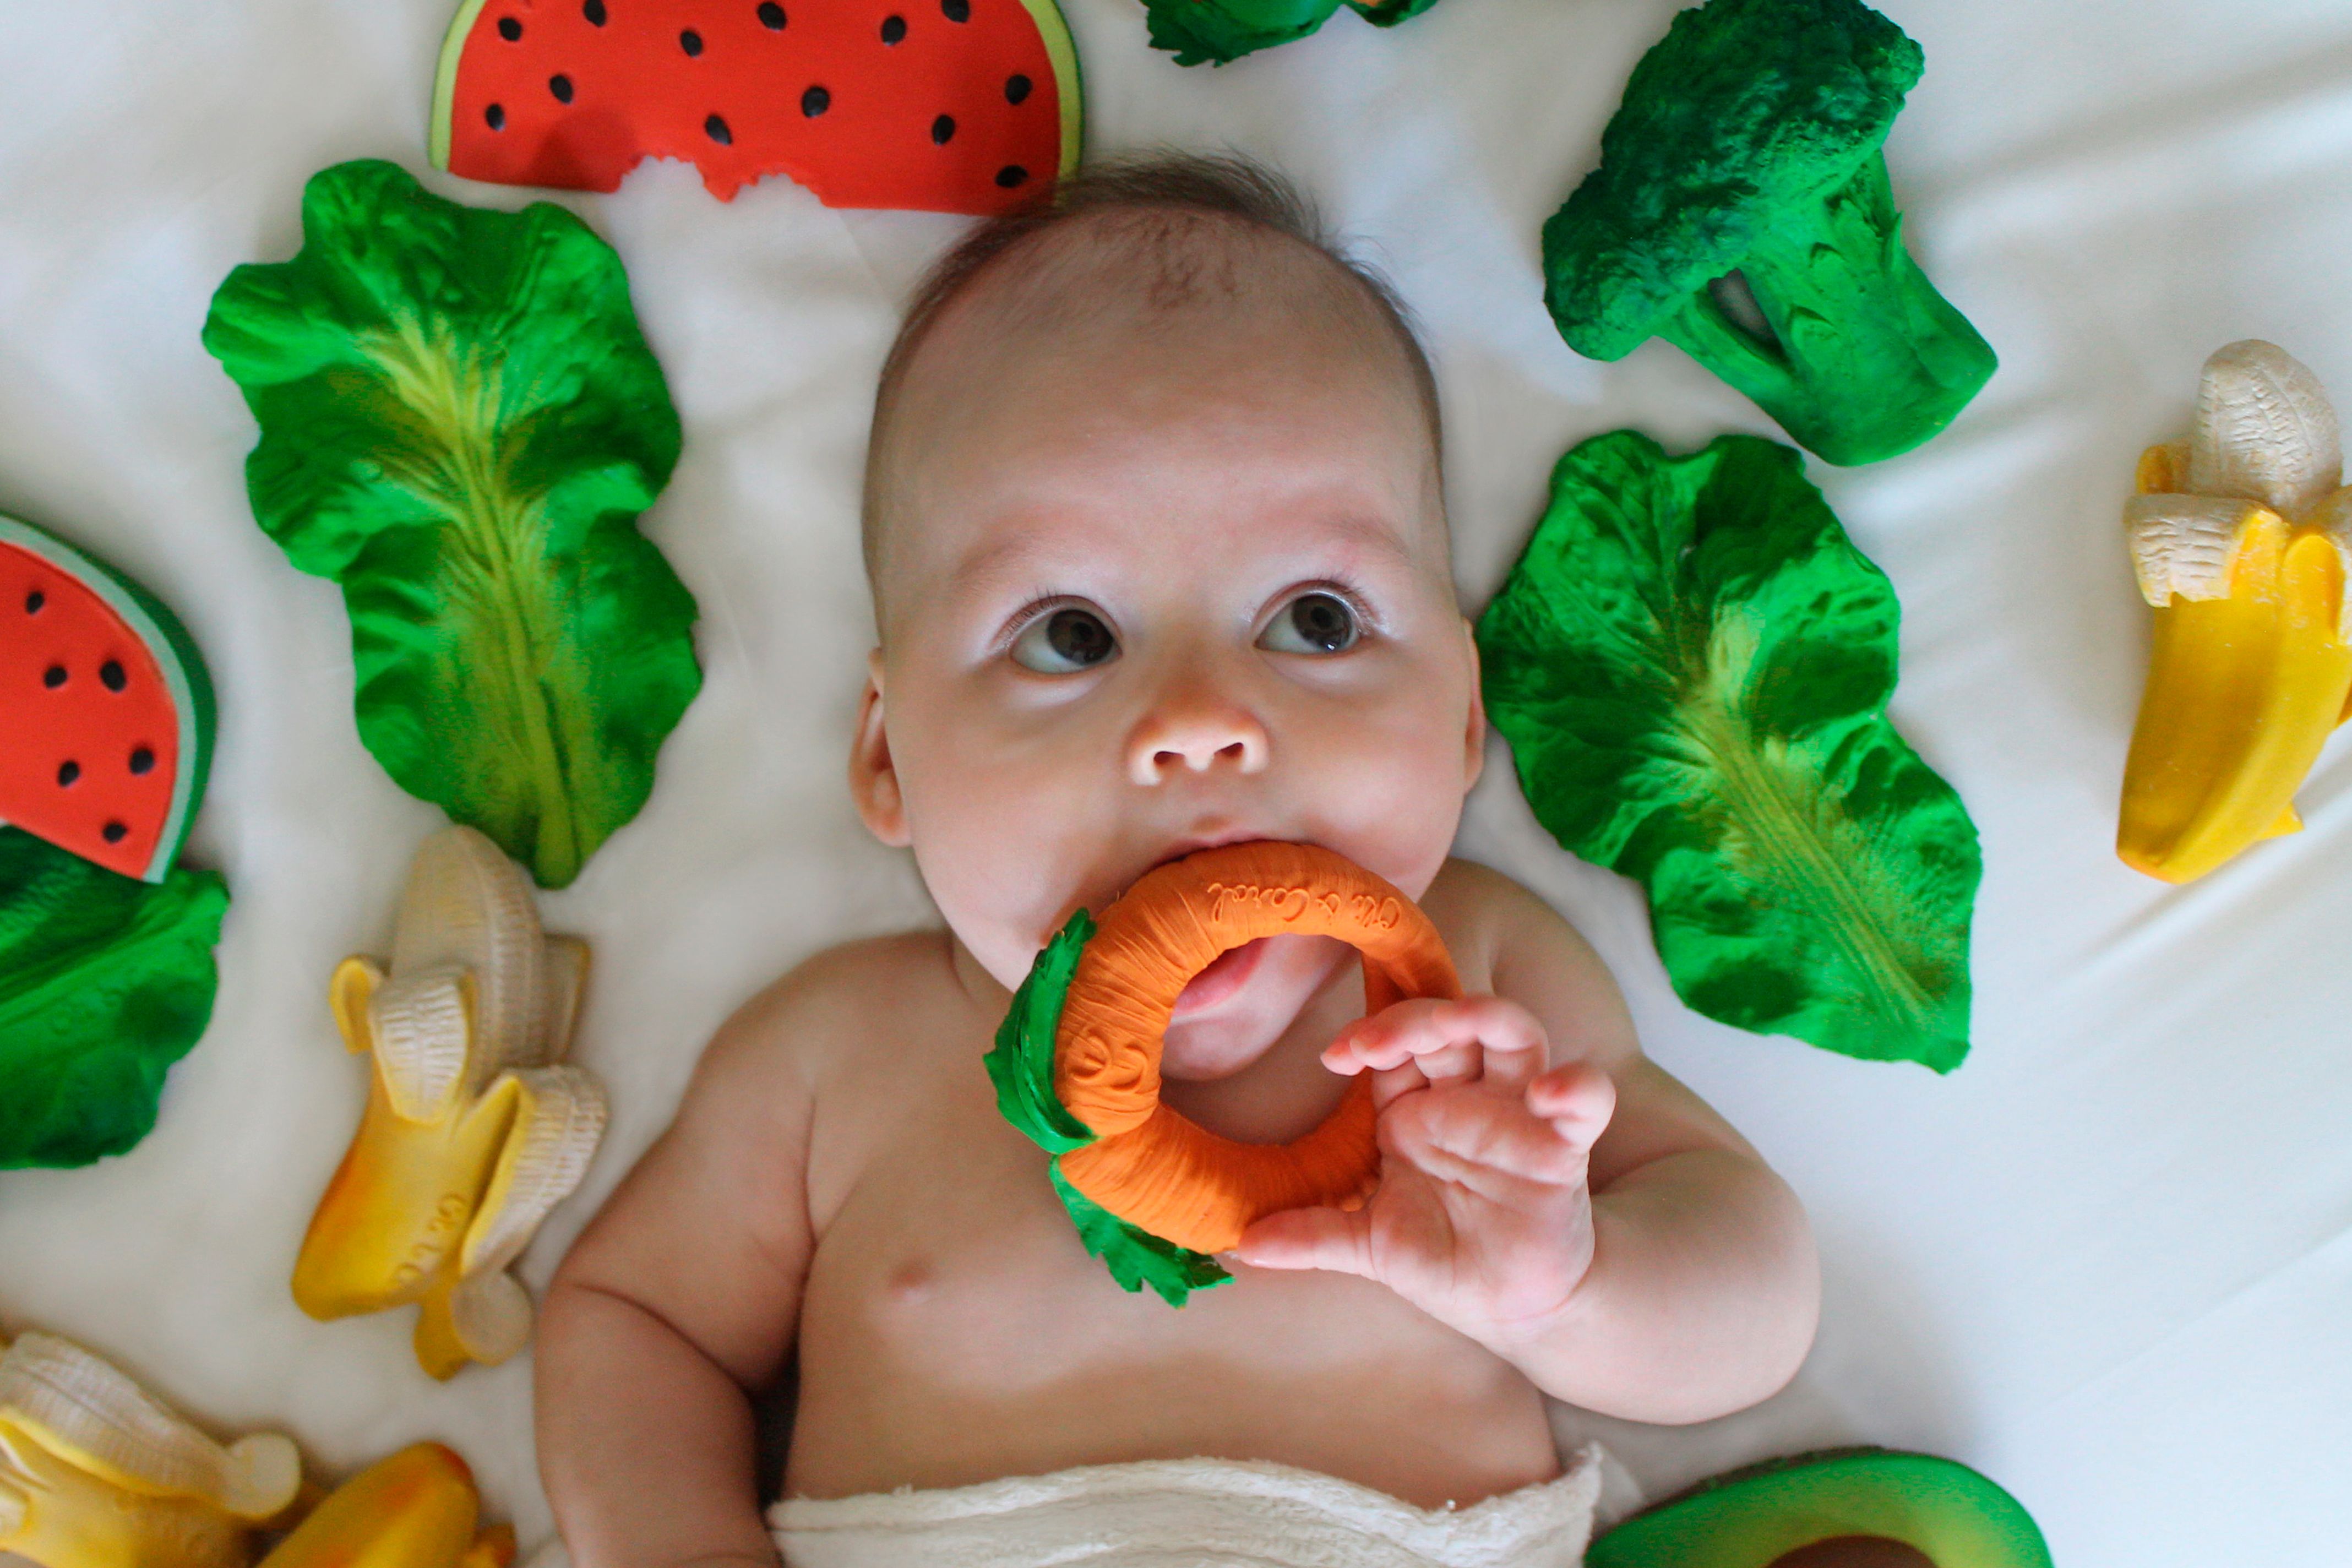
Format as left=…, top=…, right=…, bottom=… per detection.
left=427, top=0, right=1085, bottom=194
left=427, top=0, right=494, bottom=175
left=0, top=515, right=213, bottom=884
left=1011, top=0, right=1085, bottom=181
left=982, top=907, right=1231, bottom=1308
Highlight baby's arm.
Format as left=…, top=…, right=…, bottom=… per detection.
left=537, top=977, right=820, bottom=1568
left=1238, top=864, right=1818, bottom=1424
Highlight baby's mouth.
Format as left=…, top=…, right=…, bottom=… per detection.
left=1169, top=937, right=1268, bottom=1017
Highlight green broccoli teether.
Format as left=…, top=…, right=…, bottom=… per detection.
left=1542, top=0, right=1996, bottom=466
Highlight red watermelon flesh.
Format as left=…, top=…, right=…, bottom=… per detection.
left=431, top=0, right=1081, bottom=214
left=0, top=518, right=213, bottom=884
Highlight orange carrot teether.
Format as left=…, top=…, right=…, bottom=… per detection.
left=987, top=841, right=1459, bottom=1305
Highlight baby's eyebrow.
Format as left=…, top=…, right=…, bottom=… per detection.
left=943, top=535, right=1055, bottom=600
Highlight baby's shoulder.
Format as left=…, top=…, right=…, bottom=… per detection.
left=698, top=929, right=967, bottom=1091
left=1420, top=857, right=1640, bottom=1068
left=1417, top=856, right=1574, bottom=970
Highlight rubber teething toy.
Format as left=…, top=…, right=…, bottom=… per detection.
left=1140, top=0, right=1440, bottom=69
left=255, top=1444, right=514, bottom=1568
left=431, top=0, right=1081, bottom=213
left=204, top=159, right=700, bottom=890
left=293, top=824, right=608, bottom=1379
left=1542, top=0, right=1996, bottom=467
left=987, top=841, right=1460, bottom=1305
left=2119, top=340, right=2352, bottom=884
left=0, top=514, right=213, bottom=883
left=1585, top=1447, right=2050, bottom=1568
left=0, top=1331, right=300, bottom=1568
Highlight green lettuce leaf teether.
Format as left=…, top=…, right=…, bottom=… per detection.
left=203, top=160, right=700, bottom=888
left=1145, top=0, right=1440, bottom=68
left=1477, top=432, right=1980, bottom=1071
left=0, top=827, right=228, bottom=1168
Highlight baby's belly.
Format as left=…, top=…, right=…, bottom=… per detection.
left=784, top=1123, right=1560, bottom=1511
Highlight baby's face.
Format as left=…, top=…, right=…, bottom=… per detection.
left=858, top=225, right=1481, bottom=1074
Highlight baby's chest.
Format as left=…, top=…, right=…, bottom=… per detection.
left=797, top=1061, right=1480, bottom=1389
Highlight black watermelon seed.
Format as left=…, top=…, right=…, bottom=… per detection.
left=486, top=102, right=507, bottom=130
left=705, top=113, right=733, bottom=143
left=584, top=0, right=607, bottom=23
left=932, top=114, right=956, bottom=144
left=100, top=660, right=126, bottom=692
left=942, top=0, right=970, bottom=20
left=680, top=27, right=703, bottom=55
left=1005, top=73, right=1032, bottom=104
left=129, top=746, right=155, bottom=776
left=550, top=73, right=574, bottom=103
left=102, top=821, right=127, bottom=845
left=995, top=164, right=1028, bottom=188
left=56, top=760, right=79, bottom=788
left=880, top=13, right=906, bottom=41
left=23, top=590, right=42, bottom=613
left=802, top=84, right=830, bottom=116
left=759, top=1, right=787, bottom=26
left=42, top=665, right=65, bottom=689
left=498, top=15, right=522, bottom=40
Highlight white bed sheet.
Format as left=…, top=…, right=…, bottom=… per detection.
left=3, top=1, right=2349, bottom=1564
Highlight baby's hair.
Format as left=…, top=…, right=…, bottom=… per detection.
left=862, top=151, right=1442, bottom=581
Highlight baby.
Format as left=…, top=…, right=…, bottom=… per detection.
left=536, top=156, right=1819, bottom=1566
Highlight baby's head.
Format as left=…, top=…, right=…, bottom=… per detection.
left=851, top=155, right=1483, bottom=1065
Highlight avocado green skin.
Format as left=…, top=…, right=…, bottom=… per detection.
left=1586, top=1449, right=2051, bottom=1568
left=1543, top=0, right=1996, bottom=466
left=1144, top=0, right=1440, bottom=68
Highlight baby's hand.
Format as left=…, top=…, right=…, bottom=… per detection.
left=1231, top=997, right=1615, bottom=1352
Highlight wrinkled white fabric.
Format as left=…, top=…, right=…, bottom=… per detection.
left=2, top=5, right=2349, bottom=1568
left=769, top=1447, right=1603, bottom=1568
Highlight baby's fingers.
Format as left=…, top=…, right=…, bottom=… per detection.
left=1385, top=1080, right=1598, bottom=1190
left=1527, top=1062, right=1615, bottom=1157
left=1324, top=997, right=1547, bottom=1093
left=1229, top=1205, right=1375, bottom=1278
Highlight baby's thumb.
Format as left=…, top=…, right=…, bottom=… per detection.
left=1228, top=1205, right=1375, bottom=1277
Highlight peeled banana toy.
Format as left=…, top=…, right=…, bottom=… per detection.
left=255, top=1443, right=512, bottom=1568
left=293, top=825, right=608, bottom=1379
left=0, top=1331, right=300, bottom=1568
left=2120, top=340, right=2352, bottom=883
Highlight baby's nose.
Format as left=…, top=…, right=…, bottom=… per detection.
left=1126, top=698, right=1270, bottom=785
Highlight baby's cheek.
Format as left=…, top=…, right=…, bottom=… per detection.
left=901, top=728, right=1117, bottom=983
left=1287, top=683, right=1472, bottom=895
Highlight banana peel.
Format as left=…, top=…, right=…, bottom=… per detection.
left=293, top=826, right=607, bottom=1379
left=255, top=1444, right=511, bottom=1568
left=0, top=1332, right=301, bottom=1568
left=2120, top=340, right=2352, bottom=883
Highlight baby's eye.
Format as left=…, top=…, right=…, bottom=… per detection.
left=1257, top=591, right=1360, bottom=655
left=1011, top=606, right=1120, bottom=673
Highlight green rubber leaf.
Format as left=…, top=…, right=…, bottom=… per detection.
left=983, top=909, right=1098, bottom=1154
left=202, top=159, right=700, bottom=888
left=0, top=827, right=228, bottom=1168
left=1477, top=431, right=1980, bottom=1070
left=988, top=908, right=1228, bottom=1305
left=1143, top=0, right=1338, bottom=66
left=1141, top=0, right=1436, bottom=66
left=1049, top=1162, right=1231, bottom=1306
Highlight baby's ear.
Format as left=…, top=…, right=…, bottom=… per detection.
left=848, top=650, right=912, bottom=847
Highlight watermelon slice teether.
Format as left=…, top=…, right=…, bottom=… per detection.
left=429, top=0, right=1081, bottom=213
left=0, top=516, right=214, bottom=883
